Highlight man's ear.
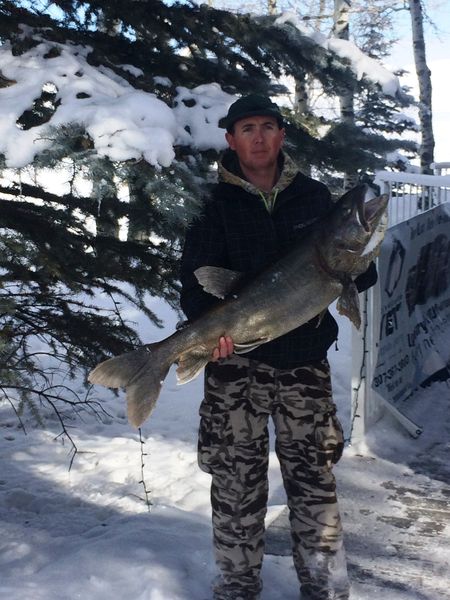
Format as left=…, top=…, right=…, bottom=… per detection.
left=225, top=131, right=236, bottom=150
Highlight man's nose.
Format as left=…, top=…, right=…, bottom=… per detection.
left=253, top=128, right=264, bottom=142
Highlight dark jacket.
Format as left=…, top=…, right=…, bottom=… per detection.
left=179, top=150, right=377, bottom=369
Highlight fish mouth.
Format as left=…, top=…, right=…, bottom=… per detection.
left=335, top=189, right=389, bottom=253
left=358, top=193, right=389, bottom=232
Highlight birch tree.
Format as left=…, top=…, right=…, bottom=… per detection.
left=408, top=0, right=435, bottom=173
left=333, top=0, right=359, bottom=190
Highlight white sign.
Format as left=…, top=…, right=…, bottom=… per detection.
left=372, top=203, right=450, bottom=419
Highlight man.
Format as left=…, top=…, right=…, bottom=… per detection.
left=180, top=94, right=376, bottom=600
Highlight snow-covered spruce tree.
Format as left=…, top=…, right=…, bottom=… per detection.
left=0, top=0, right=415, bottom=433
left=0, top=1, right=416, bottom=180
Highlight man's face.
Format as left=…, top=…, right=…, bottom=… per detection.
left=225, top=116, right=285, bottom=173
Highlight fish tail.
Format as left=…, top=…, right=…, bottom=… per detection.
left=88, top=340, right=176, bottom=428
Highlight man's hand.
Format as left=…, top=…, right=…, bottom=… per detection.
left=212, top=335, right=234, bottom=361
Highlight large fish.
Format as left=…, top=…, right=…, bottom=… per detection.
left=89, top=184, right=388, bottom=427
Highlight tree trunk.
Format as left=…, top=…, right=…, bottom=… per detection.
left=128, top=179, right=150, bottom=242
left=333, top=0, right=358, bottom=191
left=90, top=160, right=120, bottom=239
left=408, top=0, right=434, bottom=174
left=93, top=181, right=120, bottom=239
left=316, top=0, right=327, bottom=31
left=294, top=71, right=309, bottom=115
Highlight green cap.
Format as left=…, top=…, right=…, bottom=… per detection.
left=219, top=94, right=284, bottom=132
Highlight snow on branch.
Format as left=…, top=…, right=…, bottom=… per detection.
left=0, top=32, right=233, bottom=169
left=275, top=12, right=403, bottom=99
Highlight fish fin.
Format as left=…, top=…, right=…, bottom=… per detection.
left=234, top=337, right=269, bottom=354
left=336, top=281, right=361, bottom=329
left=88, top=342, right=174, bottom=428
left=176, top=346, right=209, bottom=385
left=194, top=266, right=243, bottom=299
left=315, top=309, right=327, bottom=328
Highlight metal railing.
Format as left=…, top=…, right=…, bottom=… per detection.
left=432, top=162, right=450, bottom=176
left=375, top=171, right=450, bottom=226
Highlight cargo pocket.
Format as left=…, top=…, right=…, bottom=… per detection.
left=198, top=400, right=235, bottom=476
left=314, top=409, right=345, bottom=470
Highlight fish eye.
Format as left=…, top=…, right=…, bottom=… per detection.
left=342, top=206, right=352, bottom=217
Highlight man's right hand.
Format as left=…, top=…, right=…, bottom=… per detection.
left=212, top=335, right=234, bottom=361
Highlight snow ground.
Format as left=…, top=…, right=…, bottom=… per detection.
left=0, top=299, right=449, bottom=600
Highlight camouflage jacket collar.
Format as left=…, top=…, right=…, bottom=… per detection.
left=218, top=149, right=300, bottom=213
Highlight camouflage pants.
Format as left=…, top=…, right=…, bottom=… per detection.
left=198, top=355, right=349, bottom=600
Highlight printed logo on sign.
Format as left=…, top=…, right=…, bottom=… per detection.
left=384, top=238, right=405, bottom=298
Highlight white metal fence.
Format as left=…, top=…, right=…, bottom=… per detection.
left=432, top=161, right=450, bottom=176
left=349, top=169, right=450, bottom=444
left=378, top=171, right=450, bottom=227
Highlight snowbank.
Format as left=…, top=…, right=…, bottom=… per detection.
left=1, top=297, right=448, bottom=599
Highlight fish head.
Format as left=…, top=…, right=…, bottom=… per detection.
left=320, top=184, right=389, bottom=275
